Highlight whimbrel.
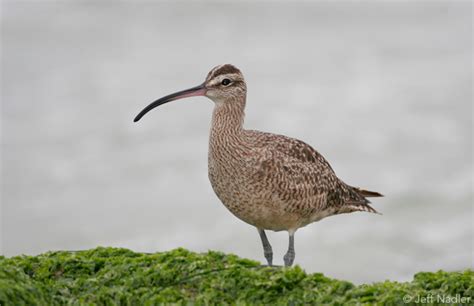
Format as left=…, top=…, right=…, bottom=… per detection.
left=134, top=64, right=382, bottom=267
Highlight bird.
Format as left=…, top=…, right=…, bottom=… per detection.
left=134, top=64, right=382, bottom=267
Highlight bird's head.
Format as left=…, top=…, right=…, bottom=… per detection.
left=203, top=64, right=246, bottom=104
left=134, top=64, right=246, bottom=122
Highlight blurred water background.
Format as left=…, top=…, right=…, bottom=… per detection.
left=2, top=1, right=472, bottom=284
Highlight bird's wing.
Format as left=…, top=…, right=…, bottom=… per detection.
left=245, top=130, right=335, bottom=173
left=245, top=130, right=376, bottom=214
left=244, top=131, right=337, bottom=208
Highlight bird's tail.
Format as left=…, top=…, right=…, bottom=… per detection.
left=353, top=187, right=383, bottom=198
left=339, top=185, right=384, bottom=215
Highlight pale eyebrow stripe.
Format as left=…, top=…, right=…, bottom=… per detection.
left=207, top=64, right=225, bottom=80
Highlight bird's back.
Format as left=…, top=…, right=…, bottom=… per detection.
left=242, top=130, right=381, bottom=225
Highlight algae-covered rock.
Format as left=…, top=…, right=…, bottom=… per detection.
left=0, top=247, right=472, bottom=305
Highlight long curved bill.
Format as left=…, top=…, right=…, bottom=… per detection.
left=134, top=84, right=206, bottom=122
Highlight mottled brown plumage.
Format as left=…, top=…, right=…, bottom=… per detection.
left=134, top=64, right=383, bottom=266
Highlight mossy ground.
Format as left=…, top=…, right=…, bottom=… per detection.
left=0, top=247, right=472, bottom=305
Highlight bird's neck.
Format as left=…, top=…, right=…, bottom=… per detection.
left=210, top=98, right=246, bottom=137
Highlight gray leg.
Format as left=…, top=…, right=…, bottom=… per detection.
left=283, top=232, right=295, bottom=267
left=258, top=228, right=273, bottom=266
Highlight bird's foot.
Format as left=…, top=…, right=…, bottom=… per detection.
left=264, top=251, right=273, bottom=267
left=283, top=251, right=295, bottom=267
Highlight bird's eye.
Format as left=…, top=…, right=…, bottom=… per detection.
left=221, top=78, right=231, bottom=86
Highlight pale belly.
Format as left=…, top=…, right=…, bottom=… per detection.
left=206, top=138, right=338, bottom=231
left=208, top=163, right=313, bottom=231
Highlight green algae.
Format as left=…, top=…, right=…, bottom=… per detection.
left=0, top=247, right=472, bottom=305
